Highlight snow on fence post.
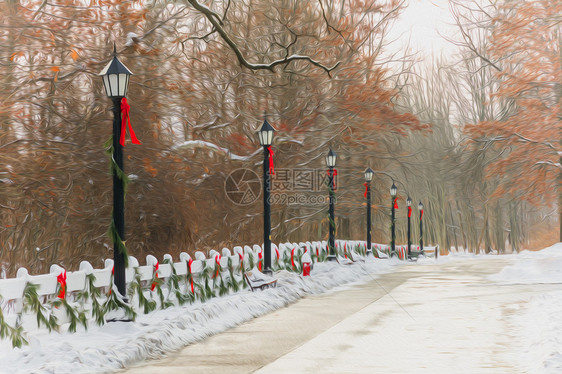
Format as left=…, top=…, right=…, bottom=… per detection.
left=0, top=239, right=403, bottom=347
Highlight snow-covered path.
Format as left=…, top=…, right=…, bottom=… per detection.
left=125, top=254, right=558, bottom=373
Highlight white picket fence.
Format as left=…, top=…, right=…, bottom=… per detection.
left=0, top=239, right=436, bottom=344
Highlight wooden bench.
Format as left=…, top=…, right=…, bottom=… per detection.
left=244, top=268, right=278, bottom=291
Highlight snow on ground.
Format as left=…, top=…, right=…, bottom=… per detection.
left=489, top=243, right=562, bottom=285
left=0, top=258, right=396, bottom=374
left=488, top=243, right=562, bottom=374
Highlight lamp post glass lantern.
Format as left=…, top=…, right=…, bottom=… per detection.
left=257, top=118, right=275, bottom=275
left=326, top=149, right=337, bottom=168
left=407, top=196, right=412, bottom=259
left=364, top=167, right=374, bottom=182
left=364, top=168, right=374, bottom=253
left=419, top=201, right=424, bottom=254
left=390, top=183, right=397, bottom=257
left=100, top=45, right=133, bottom=98
left=326, top=149, right=337, bottom=260
left=99, top=46, right=133, bottom=298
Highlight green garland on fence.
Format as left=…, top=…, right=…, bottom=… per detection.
left=130, top=271, right=156, bottom=314
left=86, top=274, right=106, bottom=326
left=0, top=241, right=370, bottom=347
left=23, top=283, right=57, bottom=332
left=52, top=298, right=88, bottom=334
left=0, top=298, right=27, bottom=348
left=164, top=258, right=191, bottom=306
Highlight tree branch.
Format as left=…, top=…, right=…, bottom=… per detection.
left=187, top=0, right=339, bottom=76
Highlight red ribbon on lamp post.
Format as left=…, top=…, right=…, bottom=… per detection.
left=267, top=146, right=275, bottom=175
left=120, top=98, right=141, bottom=146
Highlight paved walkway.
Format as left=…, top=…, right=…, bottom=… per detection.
left=123, top=256, right=552, bottom=373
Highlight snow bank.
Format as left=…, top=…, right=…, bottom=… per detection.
left=0, top=258, right=395, bottom=374
left=489, top=243, right=562, bottom=373
left=513, top=290, right=562, bottom=374
left=489, top=243, right=562, bottom=284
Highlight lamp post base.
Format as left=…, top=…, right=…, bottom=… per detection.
left=262, top=269, right=273, bottom=277
left=327, top=255, right=337, bottom=262
left=366, top=249, right=373, bottom=256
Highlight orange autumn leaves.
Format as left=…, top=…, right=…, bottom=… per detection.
left=464, top=0, right=561, bottom=205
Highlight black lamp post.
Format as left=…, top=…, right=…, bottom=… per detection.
left=364, top=168, right=374, bottom=255
left=99, top=45, right=133, bottom=298
left=257, top=118, right=275, bottom=275
left=326, top=149, right=337, bottom=261
left=419, top=201, right=424, bottom=255
left=406, top=196, right=412, bottom=259
left=390, top=182, right=397, bottom=257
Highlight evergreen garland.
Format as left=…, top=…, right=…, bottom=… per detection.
left=52, top=298, right=88, bottom=333
left=130, top=271, right=156, bottom=314
left=0, top=298, right=27, bottom=348
left=163, top=258, right=189, bottom=306
left=85, top=274, right=106, bottom=326
left=104, top=135, right=130, bottom=266
left=0, top=240, right=362, bottom=347
left=23, top=283, right=57, bottom=332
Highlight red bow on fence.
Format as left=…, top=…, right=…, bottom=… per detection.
left=215, top=255, right=221, bottom=278
left=291, top=248, right=296, bottom=269
left=408, top=206, right=412, bottom=218
left=393, top=198, right=398, bottom=209
left=364, top=183, right=368, bottom=198
left=120, top=98, right=141, bottom=146
left=421, top=209, right=424, bottom=219
left=267, top=146, right=275, bottom=175
left=57, top=270, right=67, bottom=299
left=258, top=251, right=263, bottom=271
left=151, top=261, right=159, bottom=291
left=188, top=258, right=194, bottom=294
left=275, top=247, right=280, bottom=260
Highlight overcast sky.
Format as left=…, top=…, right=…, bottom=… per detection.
left=385, top=0, right=460, bottom=61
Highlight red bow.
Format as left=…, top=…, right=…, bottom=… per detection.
left=364, top=183, right=369, bottom=198
left=215, top=255, right=221, bottom=278
left=421, top=209, right=424, bottom=219
left=303, top=263, right=311, bottom=276
left=258, top=252, right=263, bottom=271
left=267, top=146, right=275, bottom=175
left=188, top=258, right=194, bottom=293
left=120, top=98, right=141, bottom=146
left=151, top=261, right=159, bottom=291
left=344, top=242, right=348, bottom=258
left=275, top=247, right=280, bottom=260
left=291, top=248, right=295, bottom=269
left=394, top=198, right=398, bottom=209
left=57, top=270, right=67, bottom=299
left=408, top=206, right=412, bottom=218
